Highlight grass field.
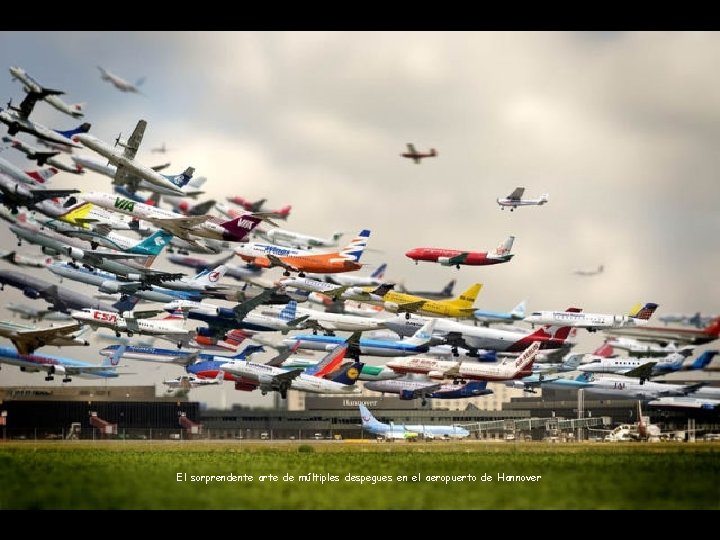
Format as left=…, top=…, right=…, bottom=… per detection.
left=0, top=441, right=718, bottom=509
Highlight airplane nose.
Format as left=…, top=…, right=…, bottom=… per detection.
left=405, top=249, right=417, bottom=258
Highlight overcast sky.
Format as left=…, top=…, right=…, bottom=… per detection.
left=0, top=32, right=718, bottom=408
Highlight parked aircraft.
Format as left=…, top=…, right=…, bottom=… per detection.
left=235, top=229, right=371, bottom=276
left=97, top=67, right=144, bottom=93
left=0, top=320, right=89, bottom=354
left=497, top=187, right=549, bottom=211
left=573, top=265, right=604, bottom=276
left=524, top=303, right=659, bottom=332
left=365, top=379, right=492, bottom=405
left=405, top=236, right=515, bottom=268
left=0, top=344, right=125, bottom=382
left=359, top=404, right=469, bottom=440
left=9, top=66, right=85, bottom=118
left=400, top=143, right=437, bottom=164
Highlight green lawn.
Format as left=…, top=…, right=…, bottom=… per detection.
left=0, top=441, right=718, bottom=509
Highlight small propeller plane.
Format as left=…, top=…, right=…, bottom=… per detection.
left=497, top=187, right=549, bottom=211
left=401, top=143, right=437, bottom=164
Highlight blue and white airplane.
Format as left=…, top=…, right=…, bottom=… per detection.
left=359, top=404, right=470, bottom=440
left=473, top=300, right=526, bottom=325
left=283, top=319, right=439, bottom=357
left=0, top=345, right=125, bottom=382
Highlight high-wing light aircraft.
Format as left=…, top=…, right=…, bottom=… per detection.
left=405, top=236, right=515, bottom=269
left=497, top=187, right=549, bottom=211
left=400, top=143, right=437, bottom=164
left=97, top=67, right=144, bottom=93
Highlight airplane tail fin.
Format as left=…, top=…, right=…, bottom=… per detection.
left=313, top=344, right=349, bottom=378
left=131, top=230, right=173, bottom=256
left=510, top=300, right=526, bottom=319
left=370, top=283, right=395, bottom=297
left=430, top=149, right=438, bottom=157
left=446, top=283, right=482, bottom=309
left=135, top=77, right=146, bottom=88
left=112, top=295, right=139, bottom=313
left=163, top=167, right=195, bottom=188
left=70, top=103, right=85, bottom=117
left=358, top=404, right=380, bottom=429
left=370, top=263, right=387, bottom=280
left=702, top=317, right=720, bottom=337
left=25, top=166, right=59, bottom=184
left=539, top=193, right=549, bottom=204
left=276, top=205, right=292, bottom=219
left=192, top=265, right=228, bottom=286
left=511, top=341, right=541, bottom=375
left=560, top=353, right=583, bottom=371
left=329, top=360, right=363, bottom=385
left=490, top=236, right=515, bottom=259
left=56, top=122, right=91, bottom=139
left=102, top=344, right=125, bottom=367
left=404, top=318, right=437, bottom=346
left=441, top=279, right=457, bottom=297
left=232, top=344, right=265, bottom=360
left=690, top=350, right=718, bottom=370
left=593, top=342, right=614, bottom=357
left=277, top=301, right=298, bottom=322
left=631, top=302, right=659, bottom=321
left=220, top=215, right=262, bottom=240
left=339, top=229, right=371, bottom=262
left=187, top=176, right=207, bottom=189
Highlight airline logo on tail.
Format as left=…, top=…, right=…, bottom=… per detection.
left=339, top=229, right=371, bottom=262
left=632, top=303, right=659, bottom=321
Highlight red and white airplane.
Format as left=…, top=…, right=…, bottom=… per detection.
left=223, top=197, right=292, bottom=220
left=401, top=143, right=437, bottom=164
left=405, top=236, right=514, bottom=269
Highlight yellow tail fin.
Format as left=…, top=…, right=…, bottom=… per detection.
left=446, top=283, right=482, bottom=307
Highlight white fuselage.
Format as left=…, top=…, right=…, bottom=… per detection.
left=262, top=228, right=341, bottom=249
left=0, top=109, right=80, bottom=147
left=73, top=135, right=184, bottom=194
left=10, top=67, right=84, bottom=118
left=524, top=310, right=646, bottom=330
left=71, top=309, right=190, bottom=338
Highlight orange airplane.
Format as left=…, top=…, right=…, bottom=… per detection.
left=401, top=143, right=437, bottom=164
left=234, top=229, right=370, bottom=277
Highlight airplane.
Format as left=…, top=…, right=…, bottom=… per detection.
left=307, top=263, right=387, bottom=288
left=577, top=350, right=717, bottom=375
left=168, top=254, right=263, bottom=282
left=405, top=236, right=515, bottom=269
left=0, top=320, right=89, bottom=354
left=0, top=156, right=61, bottom=186
left=72, top=156, right=207, bottom=198
left=235, top=229, right=371, bottom=276
left=0, top=91, right=91, bottom=147
left=164, top=371, right=224, bottom=390
left=283, top=319, right=441, bottom=357
left=573, top=264, right=604, bottom=276
left=9, top=66, right=85, bottom=118
left=394, top=279, right=456, bottom=300
left=34, top=199, right=141, bottom=233
left=151, top=142, right=170, bottom=154
left=400, top=143, right=437, bottom=164
left=0, top=268, right=135, bottom=314
left=73, top=120, right=193, bottom=195
left=370, top=282, right=482, bottom=319
left=524, top=303, right=659, bottom=332
left=604, top=316, right=720, bottom=346
left=658, top=312, right=717, bottom=328
left=365, top=379, right=492, bottom=405
left=474, top=300, right=526, bottom=325
left=172, top=199, right=216, bottom=217
left=48, top=263, right=201, bottom=304
left=278, top=304, right=390, bottom=335
left=6, top=302, right=73, bottom=322
left=224, top=197, right=292, bottom=219
left=219, top=345, right=363, bottom=398
left=76, top=192, right=262, bottom=245
left=257, top=228, right=344, bottom=250
left=385, top=341, right=541, bottom=382
left=0, top=174, right=79, bottom=215
left=71, top=308, right=193, bottom=347
left=384, top=310, right=577, bottom=355
left=97, top=67, right=144, bottom=93
left=0, top=344, right=125, bottom=382
left=0, top=250, right=55, bottom=268
left=647, top=396, right=720, bottom=410
left=2, top=137, right=81, bottom=174
left=604, top=336, right=692, bottom=357
left=359, top=404, right=469, bottom=441
left=497, top=187, right=549, bottom=211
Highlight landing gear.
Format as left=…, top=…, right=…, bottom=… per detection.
left=115, top=331, right=121, bottom=338
left=298, top=272, right=305, bottom=278
left=90, top=242, right=99, bottom=250
left=177, top=342, right=183, bottom=349
left=456, top=265, right=461, bottom=269
left=451, top=346, right=459, bottom=357
left=283, top=271, right=290, bottom=277
left=62, top=377, right=72, bottom=383
left=45, top=375, right=54, bottom=381
left=405, top=312, right=411, bottom=320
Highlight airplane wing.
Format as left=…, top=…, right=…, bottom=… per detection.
left=131, top=271, right=185, bottom=285
left=267, top=254, right=298, bottom=273
left=151, top=162, right=171, bottom=172
left=2, top=322, right=81, bottom=355
left=324, top=285, right=349, bottom=300
left=112, top=164, right=140, bottom=191
left=404, top=382, right=443, bottom=399
left=232, top=288, right=275, bottom=321
left=447, top=253, right=470, bottom=265
left=123, top=119, right=146, bottom=160
left=625, top=361, right=657, bottom=383
left=507, top=187, right=525, bottom=200
left=270, top=368, right=303, bottom=387
left=42, top=285, right=71, bottom=313
left=144, top=215, right=209, bottom=238
left=18, top=91, right=52, bottom=119
left=264, top=348, right=299, bottom=367
left=395, top=300, right=426, bottom=314
left=29, top=189, right=80, bottom=204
